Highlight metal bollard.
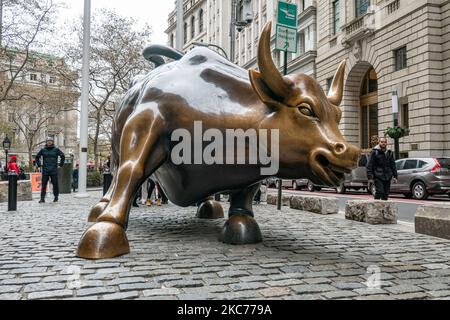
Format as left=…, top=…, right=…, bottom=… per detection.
left=103, top=172, right=112, bottom=196
left=8, top=172, right=18, bottom=211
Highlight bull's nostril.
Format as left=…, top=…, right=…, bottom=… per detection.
left=334, top=143, right=346, bottom=155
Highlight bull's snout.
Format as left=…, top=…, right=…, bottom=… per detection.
left=309, top=142, right=360, bottom=186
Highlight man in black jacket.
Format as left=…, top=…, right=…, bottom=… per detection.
left=35, top=137, right=65, bottom=203
left=367, top=137, right=398, bottom=200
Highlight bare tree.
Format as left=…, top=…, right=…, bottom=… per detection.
left=60, top=9, right=153, bottom=168
left=0, top=0, right=57, bottom=103
left=8, top=65, right=78, bottom=170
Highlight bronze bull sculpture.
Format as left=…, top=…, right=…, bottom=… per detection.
left=76, top=22, right=359, bottom=259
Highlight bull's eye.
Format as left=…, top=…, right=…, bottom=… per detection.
left=297, top=104, right=314, bottom=117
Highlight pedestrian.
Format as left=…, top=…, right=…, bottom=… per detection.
left=72, top=164, right=79, bottom=192
left=35, top=137, right=65, bottom=203
left=366, top=137, right=398, bottom=201
left=18, top=166, right=27, bottom=180
left=7, top=155, right=20, bottom=175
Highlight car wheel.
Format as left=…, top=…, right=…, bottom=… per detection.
left=292, top=181, right=299, bottom=190
left=336, top=183, right=346, bottom=194
left=316, top=187, right=322, bottom=192
left=412, top=181, right=429, bottom=200
left=307, top=181, right=315, bottom=192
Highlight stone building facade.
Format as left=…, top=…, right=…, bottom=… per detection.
left=316, top=0, right=450, bottom=157
left=0, top=50, right=79, bottom=168
left=166, top=0, right=317, bottom=76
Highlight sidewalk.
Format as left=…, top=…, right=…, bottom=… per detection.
left=1, top=191, right=450, bottom=300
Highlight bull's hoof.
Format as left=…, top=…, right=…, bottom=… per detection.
left=196, top=200, right=224, bottom=219
left=220, top=215, right=262, bottom=245
left=88, top=202, right=109, bottom=222
left=76, top=222, right=130, bottom=259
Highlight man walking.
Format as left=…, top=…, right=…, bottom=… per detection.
left=367, top=137, right=398, bottom=201
left=35, top=137, right=65, bottom=203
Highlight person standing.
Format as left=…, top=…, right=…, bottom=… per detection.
left=72, top=164, right=79, bottom=192
left=7, top=155, right=20, bottom=175
left=366, top=137, right=398, bottom=201
left=35, top=137, right=65, bottom=203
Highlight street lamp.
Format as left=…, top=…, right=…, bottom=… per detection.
left=391, top=90, right=400, bottom=160
left=192, top=41, right=229, bottom=60
left=3, top=135, right=10, bottom=173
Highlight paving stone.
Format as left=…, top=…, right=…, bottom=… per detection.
left=102, top=291, right=139, bottom=300
left=259, top=287, right=292, bottom=298
left=292, top=284, right=336, bottom=294
left=230, top=282, right=268, bottom=291
left=0, top=293, right=22, bottom=300
left=385, top=285, right=423, bottom=295
left=0, top=285, right=22, bottom=294
left=28, top=290, right=73, bottom=300
left=143, top=288, right=181, bottom=297
left=76, top=287, right=117, bottom=297
left=118, top=282, right=160, bottom=291
left=323, top=290, right=359, bottom=299
left=24, top=282, right=66, bottom=293
left=265, top=279, right=303, bottom=287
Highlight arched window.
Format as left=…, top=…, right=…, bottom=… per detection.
left=191, top=16, right=195, bottom=39
left=199, top=9, right=204, bottom=33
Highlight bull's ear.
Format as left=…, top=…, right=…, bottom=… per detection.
left=327, top=59, right=347, bottom=106
left=249, top=69, right=285, bottom=109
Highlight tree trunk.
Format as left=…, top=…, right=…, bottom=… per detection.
left=28, top=139, right=34, bottom=172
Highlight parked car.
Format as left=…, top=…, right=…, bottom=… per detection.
left=390, top=158, right=450, bottom=200
left=306, top=153, right=373, bottom=194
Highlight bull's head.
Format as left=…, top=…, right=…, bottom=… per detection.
left=249, top=22, right=360, bottom=186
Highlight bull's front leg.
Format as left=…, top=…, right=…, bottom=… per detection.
left=220, top=183, right=262, bottom=244
left=77, top=112, right=166, bottom=259
left=87, top=172, right=118, bottom=222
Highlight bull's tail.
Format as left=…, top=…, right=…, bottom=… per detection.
left=142, top=45, right=184, bottom=67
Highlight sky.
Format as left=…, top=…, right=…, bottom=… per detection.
left=55, top=0, right=175, bottom=45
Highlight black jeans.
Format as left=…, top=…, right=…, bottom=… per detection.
left=374, top=178, right=391, bottom=201
left=41, top=174, right=59, bottom=200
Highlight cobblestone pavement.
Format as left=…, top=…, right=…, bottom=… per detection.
left=1, top=191, right=450, bottom=300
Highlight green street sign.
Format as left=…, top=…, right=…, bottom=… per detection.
left=275, top=24, right=297, bottom=53
left=277, top=1, right=298, bottom=28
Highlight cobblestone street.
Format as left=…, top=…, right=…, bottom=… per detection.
left=1, top=191, right=450, bottom=300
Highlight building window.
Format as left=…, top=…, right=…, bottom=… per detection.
left=333, top=1, right=340, bottom=35
left=30, top=73, right=37, bottom=81
left=394, top=46, right=407, bottom=71
left=401, top=103, right=409, bottom=129
left=326, top=77, right=334, bottom=92
left=355, top=0, right=370, bottom=18
left=170, top=34, right=174, bottom=48
left=199, top=9, right=204, bottom=33
left=298, top=32, right=305, bottom=54
left=191, top=16, right=195, bottom=39
left=183, top=23, right=187, bottom=44
left=49, top=76, right=56, bottom=84
left=8, top=112, right=14, bottom=122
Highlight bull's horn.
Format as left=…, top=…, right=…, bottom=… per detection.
left=257, top=21, right=291, bottom=100
left=327, top=60, right=347, bottom=106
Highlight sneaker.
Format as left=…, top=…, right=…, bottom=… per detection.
left=146, top=199, right=153, bottom=206
left=39, top=199, right=45, bottom=203
left=53, top=197, right=58, bottom=203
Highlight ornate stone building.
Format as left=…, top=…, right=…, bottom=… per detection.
left=0, top=50, right=79, bottom=168
left=166, top=0, right=318, bottom=76
left=316, top=0, right=450, bottom=157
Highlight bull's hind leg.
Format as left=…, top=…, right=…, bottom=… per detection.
left=220, top=183, right=262, bottom=244
left=77, top=113, right=165, bottom=259
left=196, top=196, right=224, bottom=219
